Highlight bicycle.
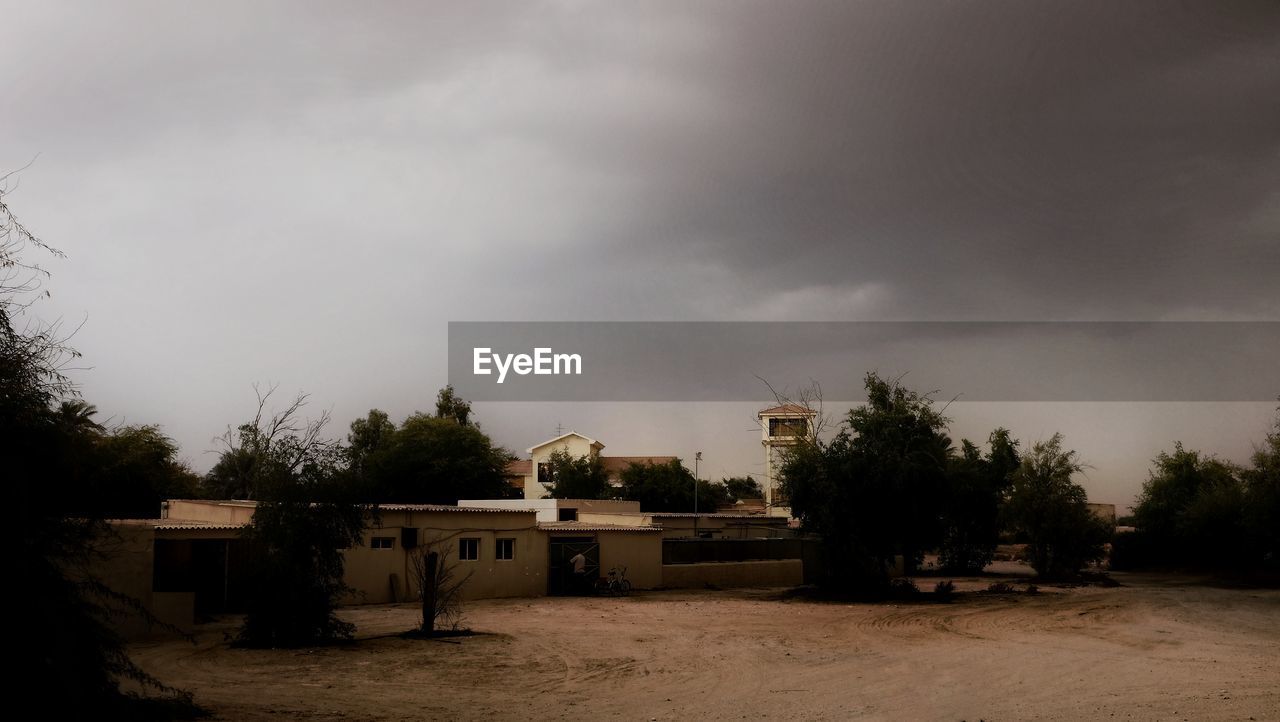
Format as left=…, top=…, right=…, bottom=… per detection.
left=596, top=565, right=632, bottom=596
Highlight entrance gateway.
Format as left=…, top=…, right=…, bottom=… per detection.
left=547, top=536, right=598, bottom=595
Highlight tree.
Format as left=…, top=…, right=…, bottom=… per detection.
left=435, top=384, right=472, bottom=426
left=1123, top=433, right=1274, bottom=571
left=362, top=411, right=513, bottom=503
left=346, top=408, right=395, bottom=477
left=203, top=446, right=259, bottom=499
left=781, top=373, right=953, bottom=588
left=6, top=178, right=193, bottom=713
left=723, top=476, right=763, bottom=500
left=619, top=458, right=727, bottom=512
left=409, top=534, right=473, bottom=636
left=90, top=425, right=201, bottom=518
left=1004, top=434, right=1111, bottom=578
left=938, top=428, right=1019, bottom=573
left=223, top=387, right=368, bottom=648
left=57, top=399, right=103, bottom=431
left=543, top=448, right=611, bottom=499
left=1241, top=404, right=1279, bottom=570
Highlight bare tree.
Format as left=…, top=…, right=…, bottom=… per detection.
left=208, top=383, right=337, bottom=498
left=409, top=533, right=474, bottom=635
left=2, top=171, right=84, bottom=408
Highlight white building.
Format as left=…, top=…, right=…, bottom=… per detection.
left=758, top=404, right=817, bottom=517
left=504, top=431, right=676, bottom=500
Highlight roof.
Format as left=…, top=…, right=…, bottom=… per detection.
left=527, top=431, right=603, bottom=454
left=504, top=459, right=533, bottom=476
left=167, top=499, right=534, bottom=515
left=600, top=456, right=678, bottom=474
left=579, top=510, right=786, bottom=520
left=111, top=519, right=248, bottom=531
left=538, top=521, right=663, bottom=533
left=758, top=403, right=816, bottom=417
left=377, top=504, right=537, bottom=514
left=165, top=499, right=257, bottom=507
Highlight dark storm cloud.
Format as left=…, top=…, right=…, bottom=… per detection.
left=521, top=0, right=1280, bottom=320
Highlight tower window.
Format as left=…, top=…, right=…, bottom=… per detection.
left=769, top=418, right=807, bottom=437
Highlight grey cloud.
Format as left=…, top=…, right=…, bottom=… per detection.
left=1, top=1, right=1276, bottom=481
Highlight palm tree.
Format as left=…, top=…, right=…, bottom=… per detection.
left=57, top=399, right=103, bottom=432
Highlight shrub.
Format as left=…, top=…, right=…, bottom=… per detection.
left=933, top=580, right=956, bottom=601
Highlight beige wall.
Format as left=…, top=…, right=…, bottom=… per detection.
left=343, top=509, right=547, bottom=604
left=650, top=516, right=792, bottom=540
left=662, top=559, right=803, bottom=589
left=574, top=499, right=641, bottom=514
left=596, top=531, right=663, bottom=589
left=95, top=524, right=198, bottom=638
left=576, top=511, right=791, bottom=539
left=165, top=499, right=256, bottom=525
left=461, top=498, right=642, bottom=523
left=576, top=511, right=645, bottom=526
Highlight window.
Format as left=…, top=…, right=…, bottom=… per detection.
left=459, top=538, right=480, bottom=561
left=558, top=508, right=578, bottom=522
left=769, top=417, right=807, bottom=438
left=371, top=536, right=395, bottom=550
left=496, top=538, right=515, bottom=561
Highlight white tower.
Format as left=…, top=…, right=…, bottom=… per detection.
left=758, top=404, right=817, bottom=518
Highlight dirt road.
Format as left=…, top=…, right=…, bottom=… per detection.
left=130, top=572, right=1280, bottom=720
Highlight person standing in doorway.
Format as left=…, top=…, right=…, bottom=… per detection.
left=569, top=551, right=588, bottom=594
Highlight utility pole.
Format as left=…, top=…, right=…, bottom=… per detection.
left=694, top=451, right=702, bottom=538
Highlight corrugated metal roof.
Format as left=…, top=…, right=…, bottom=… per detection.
left=166, top=499, right=257, bottom=507
left=376, top=504, right=537, bottom=514
left=538, top=521, right=663, bottom=533
left=156, top=522, right=247, bottom=531
left=592, top=511, right=781, bottom=519
left=169, top=500, right=536, bottom=514
left=112, top=519, right=247, bottom=531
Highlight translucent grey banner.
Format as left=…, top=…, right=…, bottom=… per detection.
left=448, top=322, right=1279, bottom=402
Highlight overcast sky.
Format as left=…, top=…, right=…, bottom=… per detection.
left=4, top=1, right=1277, bottom=508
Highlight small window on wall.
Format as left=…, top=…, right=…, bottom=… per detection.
left=459, top=538, right=480, bottom=561
left=371, top=536, right=395, bottom=550
left=558, top=508, right=578, bottom=522
left=496, top=538, right=515, bottom=561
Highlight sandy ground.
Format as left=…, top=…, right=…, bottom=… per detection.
left=130, top=569, right=1280, bottom=721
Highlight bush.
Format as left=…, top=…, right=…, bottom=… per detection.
left=888, top=578, right=920, bottom=598
left=933, top=580, right=956, bottom=601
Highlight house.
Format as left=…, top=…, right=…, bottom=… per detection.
left=506, top=431, right=676, bottom=499
left=98, top=497, right=665, bottom=638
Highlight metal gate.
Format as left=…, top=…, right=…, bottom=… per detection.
left=548, top=537, right=599, bottom=596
